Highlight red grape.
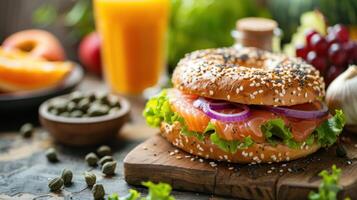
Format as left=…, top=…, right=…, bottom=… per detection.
left=310, top=34, right=328, bottom=55
left=307, top=51, right=328, bottom=73
left=305, top=30, right=318, bottom=48
left=329, top=43, right=348, bottom=66
left=332, top=24, right=349, bottom=43
left=325, top=65, right=345, bottom=85
left=344, top=41, right=355, bottom=63
left=326, top=33, right=338, bottom=47
left=296, top=44, right=308, bottom=59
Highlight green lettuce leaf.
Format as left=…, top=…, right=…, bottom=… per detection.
left=207, top=122, right=254, bottom=153
left=308, top=165, right=342, bottom=200
left=143, top=90, right=183, bottom=127
left=142, top=181, right=175, bottom=200
left=261, top=118, right=299, bottom=148
left=181, top=126, right=205, bottom=141
left=315, top=110, right=346, bottom=147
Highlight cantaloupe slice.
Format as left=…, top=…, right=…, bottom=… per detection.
left=0, top=48, right=73, bottom=92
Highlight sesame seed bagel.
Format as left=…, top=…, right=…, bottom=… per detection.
left=160, top=122, right=320, bottom=164
left=172, top=47, right=325, bottom=106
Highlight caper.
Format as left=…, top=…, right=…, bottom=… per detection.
left=85, top=152, right=98, bottom=166
left=20, top=123, right=34, bottom=138
left=109, top=107, right=120, bottom=115
left=97, top=145, right=112, bottom=157
left=84, top=172, right=96, bottom=186
left=96, top=93, right=109, bottom=104
left=60, top=112, right=70, bottom=117
left=98, top=156, right=113, bottom=165
left=70, top=91, right=84, bottom=103
left=88, top=93, right=96, bottom=102
left=51, top=99, right=67, bottom=113
left=61, top=169, right=73, bottom=186
left=77, top=98, right=90, bottom=112
left=88, top=104, right=109, bottom=117
left=70, top=110, right=83, bottom=118
left=48, top=177, right=63, bottom=192
left=46, top=148, right=58, bottom=162
left=49, top=108, right=59, bottom=116
left=92, top=184, right=105, bottom=200
left=108, top=96, right=121, bottom=108
left=66, top=101, right=77, bottom=112
left=102, top=161, right=116, bottom=175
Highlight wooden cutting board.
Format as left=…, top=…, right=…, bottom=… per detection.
left=124, top=133, right=357, bottom=200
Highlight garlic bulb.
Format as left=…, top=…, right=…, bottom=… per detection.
left=326, top=65, right=357, bottom=126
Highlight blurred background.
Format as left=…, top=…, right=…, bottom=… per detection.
left=1, top=0, right=356, bottom=74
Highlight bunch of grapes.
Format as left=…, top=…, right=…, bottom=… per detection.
left=295, top=24, right=357, bottom=85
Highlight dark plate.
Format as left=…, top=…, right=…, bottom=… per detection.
left=0, top=64, right=84, bottom=114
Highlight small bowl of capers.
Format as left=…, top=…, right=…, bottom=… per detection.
left=39, top=91, right=130, bottom=146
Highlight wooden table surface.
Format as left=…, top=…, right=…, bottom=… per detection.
left=0, top=75, right=229, bottom=200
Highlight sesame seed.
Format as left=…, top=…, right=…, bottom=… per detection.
left=199, top=159, right=204, bottom=163
left=209, top=90, right=214, bottom=95
left=267, top=170, right=272, bottom=174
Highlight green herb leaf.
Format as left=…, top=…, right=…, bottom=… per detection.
left=261, top=118, right=298, bottom=148
left=315, top=110, right=346, bottom=147
left=308, top=165, right=342, bottom=200
left=142, top=181, right=175, bottom=200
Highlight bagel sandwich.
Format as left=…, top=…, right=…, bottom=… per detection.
left=143, top=47, right=346, bottom=164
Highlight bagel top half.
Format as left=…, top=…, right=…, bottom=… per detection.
left=172, top=47, right=325, bottom=106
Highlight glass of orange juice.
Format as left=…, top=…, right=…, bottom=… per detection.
left=93, top=0, right=170, bottom=95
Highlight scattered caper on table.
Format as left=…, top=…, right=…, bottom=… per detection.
left=20, top=123, right=34, bottom=138
left=61, top=169, right=73, bottom=186
left=48, top=177, right=64, bottom=192
left=84, top=172, right=96, bottom=187
left=99, top=155, right=114, bottom=166
left=46, top=148, right=58, bottom=162
left=102, top=161, right=117, bottom=176
left=85, top=152, right=99, bottom=166
left=97, top=145, right=112, bottom=157
left=92, top=184, right=105, bottom=200
left=47, top=91, right=121, bottom=118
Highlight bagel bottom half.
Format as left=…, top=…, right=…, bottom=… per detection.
left=160, top=122, right=320, bottom=164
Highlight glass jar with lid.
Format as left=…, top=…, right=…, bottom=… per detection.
left=232, top=17, right=281, bottom=52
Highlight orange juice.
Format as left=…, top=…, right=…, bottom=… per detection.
left=94, top=0, right=169, bottom=95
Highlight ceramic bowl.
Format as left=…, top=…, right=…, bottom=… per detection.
left=39, top=94, right=130, bottom=146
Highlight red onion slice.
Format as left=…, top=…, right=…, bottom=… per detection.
left=268, top=102, right=328, bottom=119
left=193, top=97, right=235, bottom=110
left=193, top=97, right=251, bottom=122
left=204, top=103, right=251, bottom=122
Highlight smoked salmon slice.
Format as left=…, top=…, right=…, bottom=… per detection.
left=167, top=89, right=327, bottom=143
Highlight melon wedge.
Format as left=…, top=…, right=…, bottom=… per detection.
left=0, top=48, right=73, bottom=92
